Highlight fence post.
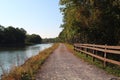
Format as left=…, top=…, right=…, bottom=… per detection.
left=103, top=44, right=107, bottom=67
left=74, top=44, right=76, bottom=51
left=93, top=44, right=95, bottom=62
left=85, top=48, right=88, bottom=57
left=80, top=45, right=83, bottom=54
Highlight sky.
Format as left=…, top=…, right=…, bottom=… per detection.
left=0, top=0, right=63, bottom=38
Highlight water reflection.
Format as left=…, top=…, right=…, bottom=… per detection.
left=0, top=43, right=52, bottom=76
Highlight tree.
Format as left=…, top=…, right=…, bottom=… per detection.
left=59, top=0, right=120, bottom=45
left=3, top=26, right=27, bottom=45
left=25, top=34, right=42, bottom=44
left=0, top=25, right=5, bottom=44
left=0, top=25, right=27, bottom=46
left=0, top=25, right=42, bottom=46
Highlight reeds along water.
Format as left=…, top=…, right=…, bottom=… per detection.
left=0, top=43, right=53, bottom=79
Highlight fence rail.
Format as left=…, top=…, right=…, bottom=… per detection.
left=74, top=43, right=120, bottom=67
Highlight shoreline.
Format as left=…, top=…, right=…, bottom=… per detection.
left=1, top=43, right=59, bottom=80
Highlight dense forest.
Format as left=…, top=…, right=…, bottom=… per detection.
left=26, top=34, right=42, bottom=44
left=0, top=25, right=42, bottom=46
left=59, top=0, right=120, bottom=45
left=42, top=38, right=58, bottom=43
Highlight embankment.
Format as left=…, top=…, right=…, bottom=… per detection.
left=1, top=43, right=59, bottom=80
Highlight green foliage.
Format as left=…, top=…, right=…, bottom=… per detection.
left=42, top=38, right=58, bottom=43
left=59, top=0, right=120, bottom=45
left=26, top=34, right=42, bottom=44
left=21, top=72, right=33, bottom=80
left=0, top=25, right=42, bottom=46
left=0, top=26, right=26, bottom=46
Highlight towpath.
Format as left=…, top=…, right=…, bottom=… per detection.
left=36, top=44, right=118, bottom=80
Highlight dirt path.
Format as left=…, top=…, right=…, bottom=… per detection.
left=35, top=44, right=118, bottom=80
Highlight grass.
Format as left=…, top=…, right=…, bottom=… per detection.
left=1, top=43, right=59, bottom=80
left=65, top=43, right=120, bottom=77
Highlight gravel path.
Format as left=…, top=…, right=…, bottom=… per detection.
left=35, top=44, right=119, bottom=80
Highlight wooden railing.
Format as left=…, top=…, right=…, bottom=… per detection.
left=74, top=43, right=120, bottom=67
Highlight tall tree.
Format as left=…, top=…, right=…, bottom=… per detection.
left=25, top=34, right=42, bottom=44
left=59, top=0, right=120, bottom=45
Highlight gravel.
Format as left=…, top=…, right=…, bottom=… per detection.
left=35, top=44, right=119, bottom=80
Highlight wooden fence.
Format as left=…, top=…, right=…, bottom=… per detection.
left=74, top=43, right=120, bottom=67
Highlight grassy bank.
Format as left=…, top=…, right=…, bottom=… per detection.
left=1, top=43, right=59, bottom=80
left=65, top=43, right=120, bottom=77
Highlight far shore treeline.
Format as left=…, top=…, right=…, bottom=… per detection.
left=0, top=25, right=42, bottom=47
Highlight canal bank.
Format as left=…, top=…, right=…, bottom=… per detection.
left=1, top=43, right=58, bottom=80
left=0, top=43, right=53, bottom=78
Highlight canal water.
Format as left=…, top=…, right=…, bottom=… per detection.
left=0, top=43, right=53, bottom=76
